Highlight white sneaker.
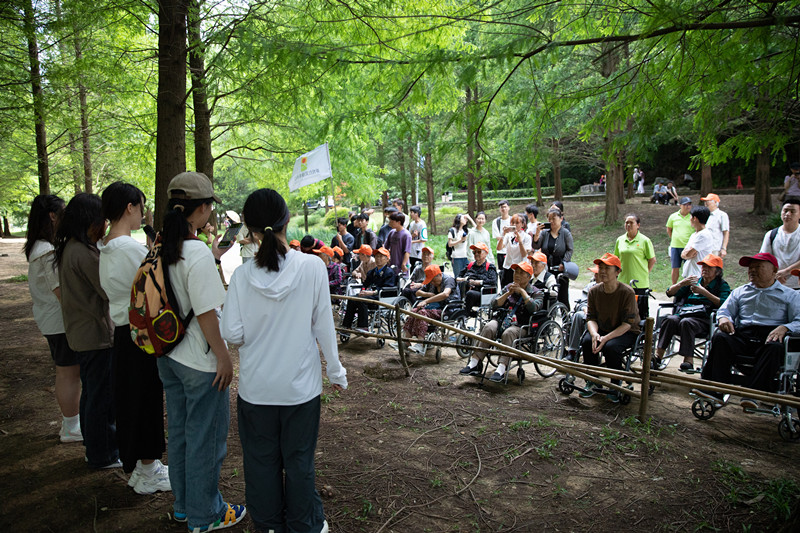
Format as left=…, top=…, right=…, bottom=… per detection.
left=128, top=467, right=140, bottom=488
left=59, top=419, right=83, bottom=443
left=133, top=460, right=171, bottom=494
left=320, top=520, right=329, bottom=533
left=410, top=343, right=425, bottom=354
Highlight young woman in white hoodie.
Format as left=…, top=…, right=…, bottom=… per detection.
left=221, top=188, right=347, bottom=533
left=98, top=182, right=170, bottom=495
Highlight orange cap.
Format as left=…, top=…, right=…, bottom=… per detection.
left=588, top=265, right=599, bottom=274
left=421, top=246, right=435, bottom=255
left=511, top=262, right=534, bottom=276
left=332, top=246, right=344, bottom=258
left=701, top=193, right=720, bottom=203
left=469, top=242, right=490, bottom=254
left=314, top=245, right=334, bottom=258
left=422, top=264, right=442, bottom=285
left=697, top=254, right=723, bottom=269
left=289, top=239, right=301, bottom=247
left=593, top=252, right=622, bottom=269
left=374, top=247, right=390, bottom=258
left=355, top=245, right=373, bottom=256
left=528, top=251, right=547, bottom=264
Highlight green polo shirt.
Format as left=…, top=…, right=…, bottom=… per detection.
left=614, top=232, right=656, bottom=288
left=666, top=211, right=693, bottom=248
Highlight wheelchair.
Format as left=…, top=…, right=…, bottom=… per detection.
left=557, top=322, right=648, bottom=404
left=651, top=302, right=716, bottom=373
left=338, top=284, right=401, bottom=348
left=477, top=284, right=567, bottom=385
left=412, top=300, right=471, bottom=363
left=454, top=284, right=499, bottom=359
left=690, top=335, right=800, bottom=442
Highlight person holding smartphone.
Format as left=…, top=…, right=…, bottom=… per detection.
left=498, top=214, right=532, bottom=286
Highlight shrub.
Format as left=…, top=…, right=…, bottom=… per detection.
left=763, top=211, right=782, bottom=231
left=561, top=178, right=580, bottom=195
left=321, top=207, right=350, bottom=226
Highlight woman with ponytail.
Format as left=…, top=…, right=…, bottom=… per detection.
left=155, top=172, right=244, bottom=531
left=54, top=193, right=119, bottom=468
left=221, top=188, right=347, bottom=533
left=98, top=182, right=170, bottom=494
left=25, top=194, right=83, bottom=443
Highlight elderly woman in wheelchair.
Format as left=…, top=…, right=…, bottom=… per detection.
left=655, top=254, right=730, bottom=372
left=458, top=262, right=545, bottom=382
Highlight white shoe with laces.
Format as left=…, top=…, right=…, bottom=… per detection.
left=59, top=418, right=83, bottom=443
left=133, top=460, right=171, bottom=494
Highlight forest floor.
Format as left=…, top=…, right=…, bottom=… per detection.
left=1, top=194, right=799, bottom=533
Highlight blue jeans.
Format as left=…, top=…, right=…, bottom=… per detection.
left=78, top=348, right=119, bottom=468
left=238, top=396, right=324, bottom=533
left=157, top=357, right=230, bottom=529
left=452, top=257, right=468, bottom=278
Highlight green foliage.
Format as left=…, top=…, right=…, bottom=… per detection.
left=561, top=178, right=580, bottom=196
left=321, top=207, right=350, bottom=226
left=712, top=459, right=800, bottom=526
left=763, top=211, right=782, bottom=231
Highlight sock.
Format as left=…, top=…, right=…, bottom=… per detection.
left=468, top=358, right=479, bottom=369
left=139, top=460, right=158, bottom=475
left=63, top=414, right=80, bottom=432
left=496, top=363, right=507, bottom=376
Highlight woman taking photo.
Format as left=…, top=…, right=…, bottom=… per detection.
left=498, top=214, right=532, bottom=286
left=655, top=254, right=730, bottom=371
left=54, top=193, right=119, bottom=468
left=447, top=214, right=471, bottom=276
left=613, top=213, right=656, bottom=320
left=533, top=208, right=574, bottom=307
left=221, top=188, right=347, bottom=533
left=25, top=194, right=82, bottom=443
left=98, top=182, right=169, bottom=494
left=157, top=172, right=244, bottom=531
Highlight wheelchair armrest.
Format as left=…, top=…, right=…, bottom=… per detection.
left=377, top=287, right=399, bottom=299
left=481, top=285, right=498, bottom=295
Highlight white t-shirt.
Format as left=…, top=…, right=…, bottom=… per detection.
left=448, top=227, right=469, bottom=259
left=408, top=219, right=427, bottom=259
left=168, top=240, right=227, bottom=373
left=238, top=226, right=258, bottom=258
left=502, top=231, right=533, bottom=269
left=706, top=209, right=730, bottom=252
left=492, top=216, right=512, bottom=248
left=98, top=236, right=148, bottom=327
left=760, top=226, right=800, bottom=289
left=682, top=228, right=715, bottom=278
left=221, top=250, right=347, bottom=405
left=27, top=240, right=64, bottom=335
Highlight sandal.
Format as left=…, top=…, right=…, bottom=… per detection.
left=679, top=361, right=694, bottom=372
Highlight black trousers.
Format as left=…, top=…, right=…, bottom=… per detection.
left=580, top=330, right=638, bottom=371
left=701, top=326, right=784, bottom=392
left=78, top=347, right=119, bottom=468
left=656, top=315, right=709, bottom=359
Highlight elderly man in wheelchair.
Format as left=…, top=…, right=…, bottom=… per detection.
left=458, top=262, right=545, bottom=382
left=696, top=252, right=800, bottom=410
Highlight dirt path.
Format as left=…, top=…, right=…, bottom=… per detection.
left=1, top=194, right=798, bottom=533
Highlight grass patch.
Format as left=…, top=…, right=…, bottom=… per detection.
left=7, top=274, right=28, bottom=283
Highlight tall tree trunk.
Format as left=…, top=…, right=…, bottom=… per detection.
left=476, top=158, right=484, bottom=212
left=552, top=138, right=563, bottom=201
left=74, top=35, right=93, bottom=193
left=753, top=148, right=772, bottom=215
left=465, top=86, right=476, bottom=215
left=626, top=167, right=634, bottom=199
left=535, top=169, right=544, bottom=207
left=424, top=122, right=436, bottom=233
left=53, top=0, right=82, bottom=193
left=700, top=160, right=712, bottom=197
left=155, top=0, right=188, bottom=228
left=397, top=145, right=407, bottom=209
left=188, top=0, right=213, bottom=182
left=407, top=138, right=417, bottom=206
left=603, top=151, right=621, bottom=225
left=3, top=216, right=12, bottom=237
left=23, top=0, right=50, bottom=194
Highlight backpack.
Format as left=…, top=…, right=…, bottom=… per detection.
left=129, top=237, right=195, bottom=357
left=446, top=227, right=466, bottom=261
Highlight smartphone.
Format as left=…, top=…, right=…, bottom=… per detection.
left=218, top=223, right=242, bottom=248
left=542, top=222, right=551, bottom=230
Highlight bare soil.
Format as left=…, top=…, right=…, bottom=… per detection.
left=1, top=194, right=798, bottom=533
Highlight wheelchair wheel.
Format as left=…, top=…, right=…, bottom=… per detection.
left=517, top=367, right=525, bottom=384
left=455, top=333, right=474, bottom=358
left=558, top=377, right=574, bottom=395
left=376, top=337, right=385, bottom=348
left=691, top=398, right=716, bottom=420
left=533, top=320, right=565, bottom=378
left=388, top=296, right=412, bottom=336
left=339, top=333, right=350, bottom=344
left=619, top=392, right=631, bottom=405
left=778, top=418, right=800, bottom=442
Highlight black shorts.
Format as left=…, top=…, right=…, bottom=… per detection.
left=45, top=333, right=80, bottom=367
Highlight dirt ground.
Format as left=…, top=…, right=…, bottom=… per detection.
left=1, top=194, right=799, bottom=533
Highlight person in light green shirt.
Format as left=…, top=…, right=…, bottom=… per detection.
left=614, top=213, right=656, bottom=319
left=665, top=197, right=694, bottom=284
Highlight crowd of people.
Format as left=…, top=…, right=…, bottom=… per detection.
left=20, top=162, right=800, bottom=530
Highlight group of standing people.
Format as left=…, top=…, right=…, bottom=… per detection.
left=27, top=173, right=345, bottom=533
